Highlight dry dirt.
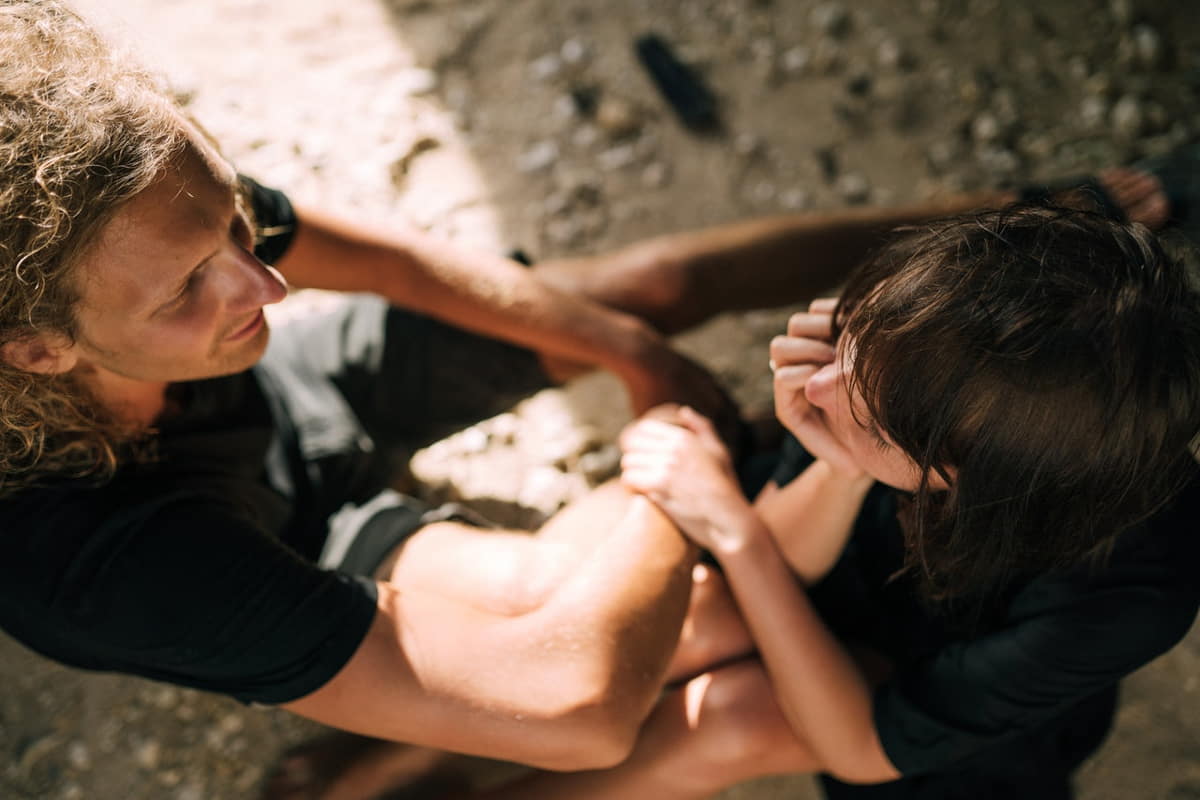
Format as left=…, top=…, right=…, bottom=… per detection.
left=3, top=1, right=1199, bottom=798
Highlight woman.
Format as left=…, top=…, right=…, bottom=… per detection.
left=608, top=203, right=1200, bottom=799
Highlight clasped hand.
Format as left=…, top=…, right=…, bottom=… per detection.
left=619, top=405, right=753, bottom=553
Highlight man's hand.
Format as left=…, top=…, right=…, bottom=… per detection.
left=619, top=343, right=743, bottom=457
left=770, top=298, right=864, bottom=479
left=620, top=406, right=753, bottom=553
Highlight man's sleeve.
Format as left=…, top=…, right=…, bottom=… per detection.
left=39, top=496, right=378, bottom=705
left=874, top=578, right=1199, bottom=775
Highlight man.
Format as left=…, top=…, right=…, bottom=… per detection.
left=0, top=3, right=1187, bottom=798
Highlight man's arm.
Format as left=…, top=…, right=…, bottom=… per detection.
left=273, top=205, right=730, bottom=418
left=282, top=489, right=696, bottom=771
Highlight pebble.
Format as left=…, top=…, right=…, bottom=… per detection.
left=780, top=187, right=812, bottom=210
left=781, top=45, right=811, bottom=76
left=1109, top=0, right=1135, bottom=26
left=597, top=143, right=639, bottom=171
left=1131, top=24, right=1166, bottom=70
left=529, top=53, right=563, bottom=82
left=1110, top=94, right=1145, bottom=140
left=811, top=3, right=852, bottom=38
left=134, top=739, right=161, bottom=771
left=560, top=37, right=589, bottom=65
left=578, top=445, right=620, bottom=485
left=595, top=96, right=642, bottom=138
left=970, top=112, right=1003, bottom=144
left=641, top=161, right=671, bottom=188
left=394, top=67, right=439, bottom=96
left=876, top=39, right=912, bottom=71
left=835, top=172, right=871, bottom=204
left=517, top=140, right=560, bottom=173
left=66, top=741, right=91, bottom=771
left=734, top=133, right=765, bottom=159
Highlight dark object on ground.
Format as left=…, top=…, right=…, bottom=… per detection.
left=635, top=33, right=720, bottom=133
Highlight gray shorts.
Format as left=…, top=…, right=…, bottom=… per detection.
left=255, top=294, right=548, bottom=573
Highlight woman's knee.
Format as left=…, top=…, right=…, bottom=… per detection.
left=675, top=661, right=814, bottom=783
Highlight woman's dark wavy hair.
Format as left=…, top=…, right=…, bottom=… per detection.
left=834, top=204, right=1200, bottom=603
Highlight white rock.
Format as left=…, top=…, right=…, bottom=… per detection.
left=641, top=161, right=671, bottom=188
left=134, top=740, right=161, bottom=770
left=1110, top=94, right=1145, bottom=140
left=836, top=172, right=870, bottom=204
left=518, top=140, right=560, bottom=173
left=781, top=45, right=812, bottom=76
left=67, top=741, right=91, bottom=771
left=598, top=143, right=639, bottom=171
left=394, top=68, right=439, bottom=96
left=561, top=38, right=589, bottom=65
left=529, top=53, right=563, bottom=81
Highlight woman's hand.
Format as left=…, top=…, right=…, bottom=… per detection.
left=620, top=406, right=755, bottom=553
left=771, top=298, right=864, bottom=479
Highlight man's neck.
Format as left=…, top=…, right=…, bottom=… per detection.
left=73, top=365, right=170, bottom=428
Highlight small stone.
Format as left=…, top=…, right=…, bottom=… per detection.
left=517, top=140, right=560, bottom=173
left=595, top=96, right=641, bottom=138
left=641, top=161, right=671, bottom=188
left=529, top=53, right=563, bottom=81
left=876, top=39, right=912, bottom=71
left=578, top=445, right=621, bottom=485
left=780, top=188, right=812, bottom=210
left=1067, top=56, right=1090, bottom=80
left=781, top=45, right=811, bottom=76
left=748, top=180, right=776, bottom=204
left=1131, top=24, right=1166, bottom=70
left=176, top=785, right=204, bottom=800
left=1110, top=94, right=1145, bottom=140
left=489, top=413, right=520, bottom=444
left=811, top=3, right=852, bottom=38
left=395, top=67, right=439, bottom=96
left=597, top=143, right=638, bottom=171
left=971, top=112, right=1003, bottom=144
left=151, top=687, right=180, bottom=710
left=66, top=741, right=91, bottom=771
left=925, top=139, right=960, bottom=173
left=571, top=124, right=600, bottom=149
left=1080, top=95, right=1109, bottom=130
left=733, top=133, right=764, bottom=158
left=158, top=769, right=183, bottom=787
left=560, top=37, right=588, bottom=65
left=835, top=172, right=870, bottom=204
left=517, top=466, right=572, bottom=512
left=1109, top=0, right=1134, bottom=26
left=134, top=740, right=161, bottom=771
left=62, top=784, right=84, bottom=800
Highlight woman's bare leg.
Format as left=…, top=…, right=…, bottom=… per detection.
left=467, top=659, right=817, bottom=800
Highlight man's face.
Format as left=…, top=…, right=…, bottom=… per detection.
left=65, top=133, right=288, bottom=385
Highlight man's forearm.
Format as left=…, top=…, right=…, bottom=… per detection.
left=277, top=206, right=671, bottom=393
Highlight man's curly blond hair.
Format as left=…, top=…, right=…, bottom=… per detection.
left=0, top=1, right=186, bottom=493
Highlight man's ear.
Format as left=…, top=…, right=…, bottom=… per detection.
left=0, top=334, right=79, bottom=375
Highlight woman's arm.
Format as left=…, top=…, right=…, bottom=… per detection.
left=754, top=462, right=873, bottom=584
left=622, top=409, right=899, bottom=783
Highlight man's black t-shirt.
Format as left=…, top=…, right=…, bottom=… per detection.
left=770, top=435, right=1200, bottom=779
left=0, top=180, right=379, bottom=705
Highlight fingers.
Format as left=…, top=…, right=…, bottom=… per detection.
left=770, top=335, right=835, bottom=369
left=809, top=296, right=838, bottom=314
left=787, top=310, right=834, bottom=340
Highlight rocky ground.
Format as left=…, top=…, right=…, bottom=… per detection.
left=2, top=0, right=1199, bottom=798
